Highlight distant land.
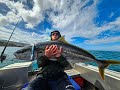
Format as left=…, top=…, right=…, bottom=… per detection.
left=0, top=40, right=30, bottom=47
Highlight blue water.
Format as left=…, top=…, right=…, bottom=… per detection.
left=0, top=47, right=26, bottom=68
left=0, top=47, right=120, bottom=72
left=88, top=50, right=120, bottom=72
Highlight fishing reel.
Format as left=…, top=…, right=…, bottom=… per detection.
left=0, top=54, right=7, bottom=63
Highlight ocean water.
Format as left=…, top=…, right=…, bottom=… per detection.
left=0, top=47, right=25, bottom=68
left=0, top=47, right=120, bottom=72
left=88, top=50, right=120, bottom=72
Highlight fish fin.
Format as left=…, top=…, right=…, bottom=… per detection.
left=98, top=63, right=108, bottom=80
left=98, top=60, right=120, bottom=80
left=58, top=36, right=69, bottom=44
left=98, top=67, right=105, bottom=80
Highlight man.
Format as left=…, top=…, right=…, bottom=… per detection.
left=27, top=30, right=75, bottom=90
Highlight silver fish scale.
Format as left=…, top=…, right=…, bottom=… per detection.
left=62, top=50, right=95, bottom=63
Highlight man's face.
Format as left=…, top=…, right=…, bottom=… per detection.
left=51, top=32, right=59, bottom=41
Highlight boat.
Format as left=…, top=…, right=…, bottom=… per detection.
left=0, top=39, right=120, bottom=90
left=0, top=61, right=120, bottom=90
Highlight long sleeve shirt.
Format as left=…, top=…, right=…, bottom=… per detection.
left=37, top=55, right=70, bottom=79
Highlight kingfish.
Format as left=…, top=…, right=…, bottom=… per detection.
left=14, top=36, right=120, bottom=80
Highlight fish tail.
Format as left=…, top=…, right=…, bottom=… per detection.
left=98, top=60, right=120, bottom=80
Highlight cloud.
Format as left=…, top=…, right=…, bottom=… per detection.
left=47, top=0, right=100, bottom=41
left=0, top=26, right=50, bottom=44
left=0, top=12, right=20, bottom=26
left=109, top=12, right=114, bottom=18
left=83, top=16, right=120, bottom=44
left=0, top=0, right=99, bottom=30
left=109, top=17, right=120, bottom=26
left=85, top=36, right=120, bottom=44
left=0, top=0, right=120, bottom=49
left=0, top=0, right=43, bottom=28
left=45, top=0, right=120, bottom=43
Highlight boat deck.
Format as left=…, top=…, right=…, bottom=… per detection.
left=0, top=62, right=120, bottom=90
left=72, top=63, right=120, bottom=90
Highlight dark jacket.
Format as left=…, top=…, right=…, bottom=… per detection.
left=37, top=55, right=70, bottom=79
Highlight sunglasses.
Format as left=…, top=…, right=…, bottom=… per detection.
left=51, top=32, right=59, bottom=36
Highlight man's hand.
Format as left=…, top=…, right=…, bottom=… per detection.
left=54, top=46, right=63, bottom=58
left=44, top=45, right=63, bottom=59
left=45, top=44, right=58, bottom=59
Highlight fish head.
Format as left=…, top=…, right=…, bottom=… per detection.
left=35, top=47, right=45, bottom=58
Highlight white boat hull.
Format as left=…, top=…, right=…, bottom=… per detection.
left=0, top=62, right=120, bottom=90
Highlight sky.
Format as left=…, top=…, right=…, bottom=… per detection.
left=0, top=0, right=120, bottom=51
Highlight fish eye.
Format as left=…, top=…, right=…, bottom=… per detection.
left=39, top=51, right=42, bottom=53
left=37, top=50, right=43, bottom=53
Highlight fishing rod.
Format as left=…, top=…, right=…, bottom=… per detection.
left=0, top=17, right=21, bottom=63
